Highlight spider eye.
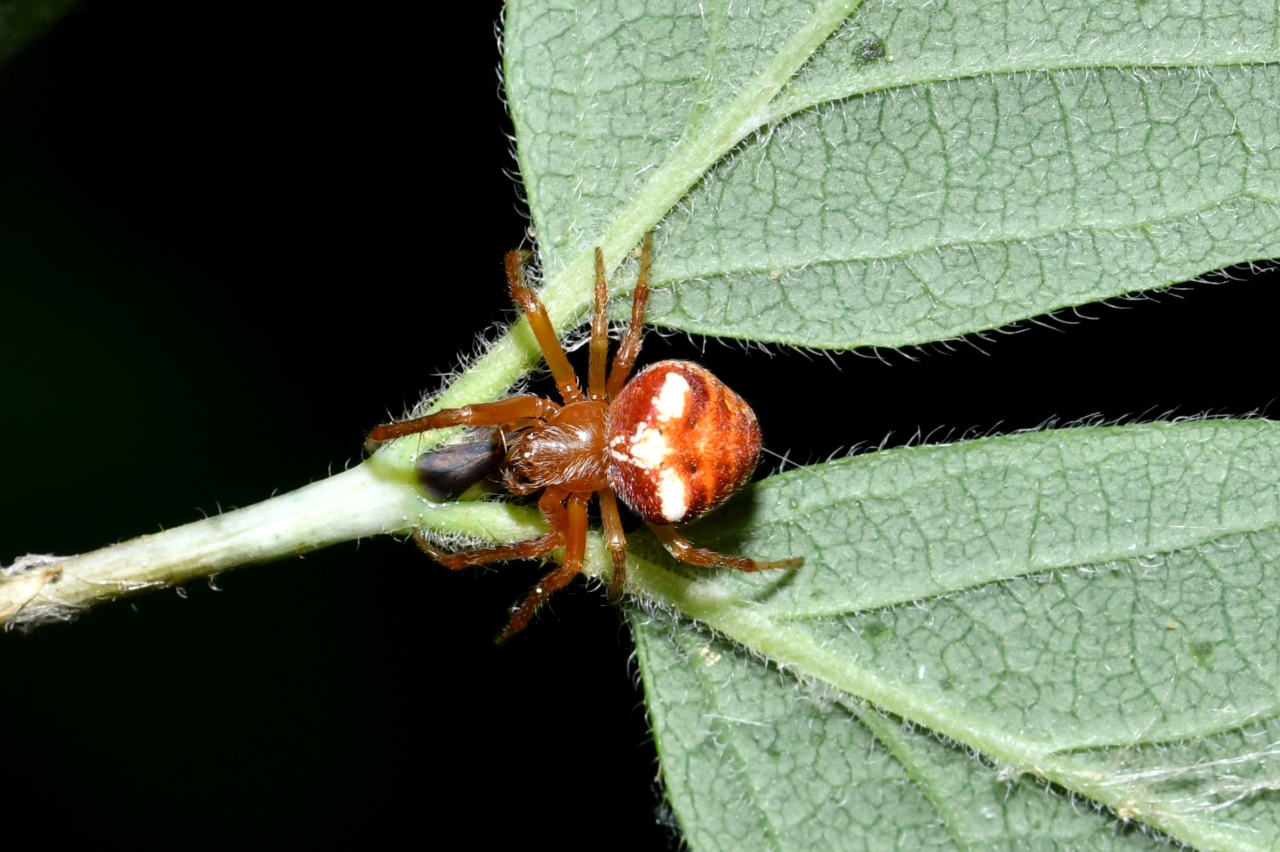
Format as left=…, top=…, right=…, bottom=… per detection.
left=606, top=360, right=761, bottom=525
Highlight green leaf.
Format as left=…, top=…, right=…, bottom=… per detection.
left=505, top=0, right=1280, bottom=349
left=628, top=421, right=1280, bottom=850
left=636, top=610, right=1172, bottom=851
left=490, top=1, right=1280, bottom=847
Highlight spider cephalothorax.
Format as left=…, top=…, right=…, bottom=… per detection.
left=369, top=235, right=799, bottom=641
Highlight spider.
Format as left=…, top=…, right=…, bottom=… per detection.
left=368, top=235, right=800, bottom=642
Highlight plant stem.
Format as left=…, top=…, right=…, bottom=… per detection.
left=0, top=463, right=420, bottom=628
left=2, top=0, right=865, bottom=626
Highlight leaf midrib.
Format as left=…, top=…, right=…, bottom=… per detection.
left=670, top=600, right=1273, bottom=852
left=772, top=56, right=1280, bottom=125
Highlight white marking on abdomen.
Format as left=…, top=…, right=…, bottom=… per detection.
left=657, top=468, right=689, bottom=522
left=653, top=372, right=690, bottom=422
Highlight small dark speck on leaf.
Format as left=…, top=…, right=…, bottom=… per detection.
left=862, top=619, right=889, bottom=640
left=1189, top=640, right=1214, bottom=667
left=856, top=36, right=887, bottom=63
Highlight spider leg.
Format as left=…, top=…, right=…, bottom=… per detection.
left=368, top=396, right=559, bottom=442
left=496, top=492, right=589, bottom=644
left=411, top=487, right=569, bottom=570
left=597, top=489, right=628, bottom=600
left=606, top=232, right=652, bottom=399
left=649, top=524, right=802, bottom=573
left=506, top=250, right=584, bottom=404
left=587, top=247, right=609, bottom=400
left=412, top=527, right=560, bottom=570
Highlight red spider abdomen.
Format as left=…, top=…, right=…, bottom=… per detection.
left=606, top=360, right=761, bottom=525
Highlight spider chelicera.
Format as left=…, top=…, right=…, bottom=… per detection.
left=368, top=235, right=800, bottom=642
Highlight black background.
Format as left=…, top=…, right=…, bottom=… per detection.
left=1, top=1, right=1276, bottom=846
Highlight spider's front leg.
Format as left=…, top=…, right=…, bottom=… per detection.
left=606, top=232, right=651, bottom=398
left=506, top=250, right=583, bottom=405
left=597, top=489, right=629, bottom=599
left=496, top=489, right=590, bottom=644
left=367, top=395, right=558, bottom=442
left=649, top=524, right=802, bottom=573
left=413, top=487, right=569, bottom=570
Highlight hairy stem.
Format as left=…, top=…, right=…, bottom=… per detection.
left=0, top=461, right=550, bottom=629
left=1, top=0, right=861, bottom=625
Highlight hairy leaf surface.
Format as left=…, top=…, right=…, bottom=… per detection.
left=505, top=0, right=1280, bottom=349
left=500, top=1, right=1280, bottom=847
left=629, top=422, right=1280, bottom=850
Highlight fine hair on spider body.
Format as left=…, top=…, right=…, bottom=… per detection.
left=368, top=234, right=800, bottom=642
